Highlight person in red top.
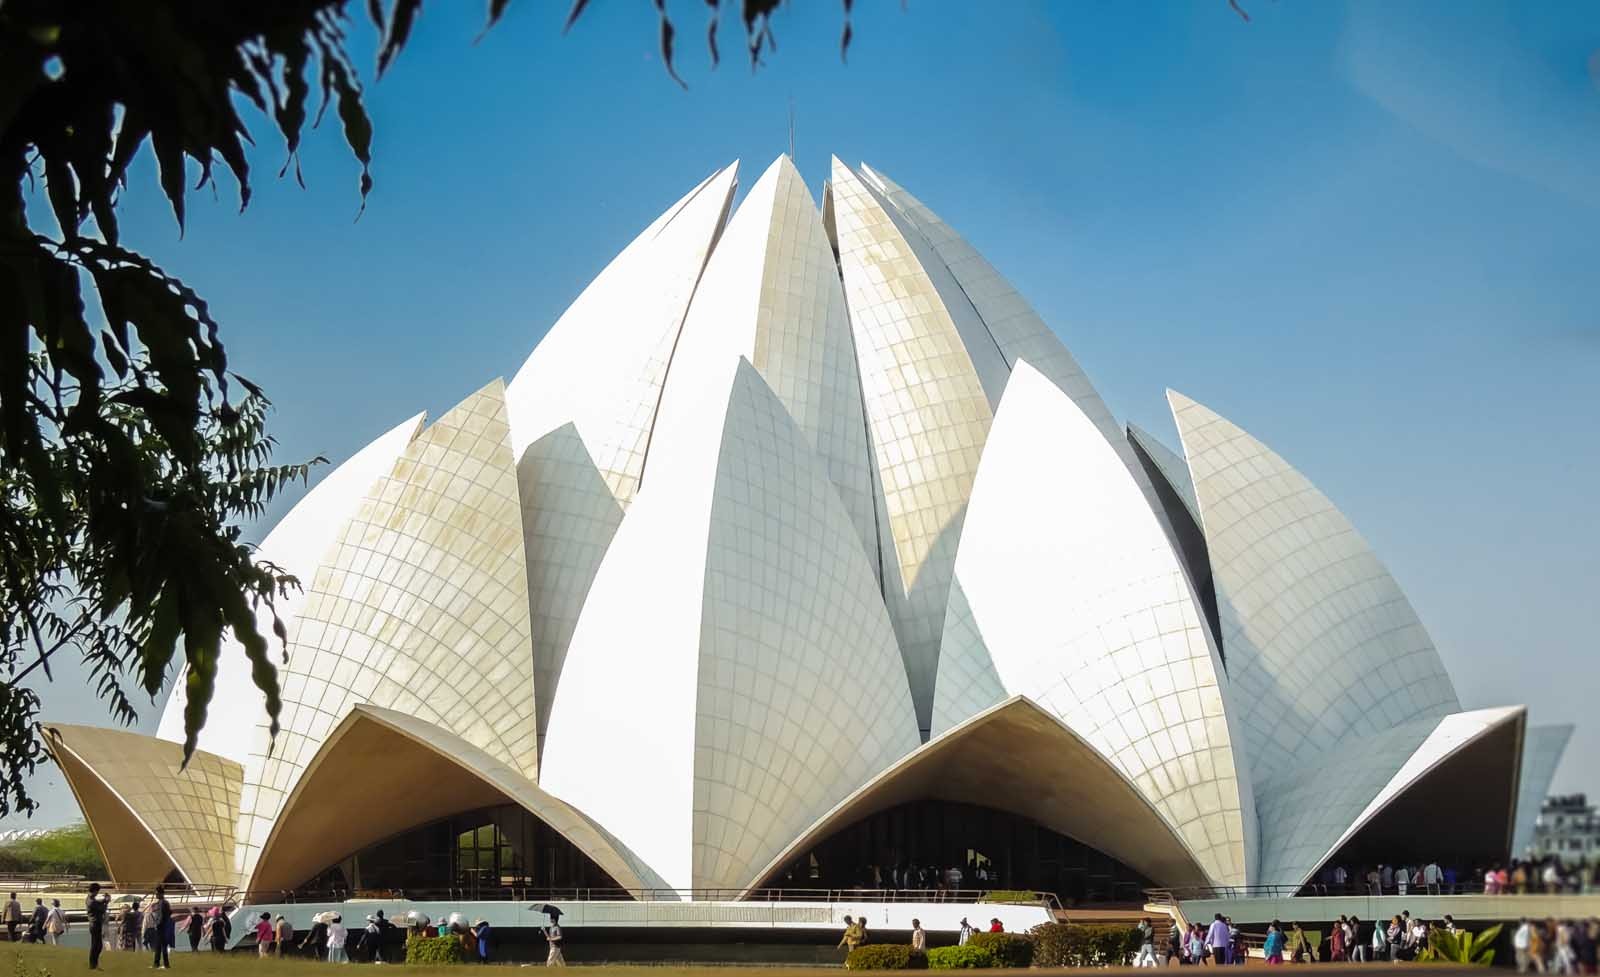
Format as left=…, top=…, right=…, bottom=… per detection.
left=989, top=919, right=1004, bottom=933
left=254, top=912, right=274, bottom=958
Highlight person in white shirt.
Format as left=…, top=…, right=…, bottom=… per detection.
left=543, top=920, right=565, bottom=967
left=1333, top=865, right=1349, bottom=890
left=911, top=920, right=927, bottom=953
left=1515, top=918, right=1534, bottom=973
left=1424, top=861, right=1442, bottom=894
left=326, top=914, right=349, bottom=964
left=1554, top=921, right=1576, bottom=975
left=958, top=918, right=972, bottom=946
left=44, top=900, right=67, bottom=945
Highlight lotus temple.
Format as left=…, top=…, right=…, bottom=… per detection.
left=47, top=156, right=1573, bottom=921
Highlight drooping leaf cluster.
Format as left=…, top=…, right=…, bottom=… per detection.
left=0, top=0, right=866, bottom=821
left=0, top=0, right=380, bottom=818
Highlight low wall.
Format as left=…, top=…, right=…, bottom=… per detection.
left=224, top=898, right=1056, bottom=951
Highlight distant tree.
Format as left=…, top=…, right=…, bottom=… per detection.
left=0, top=822, right=107, bottom=876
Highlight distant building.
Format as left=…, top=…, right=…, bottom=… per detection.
left=1533, top=795, right=1600, bottom=866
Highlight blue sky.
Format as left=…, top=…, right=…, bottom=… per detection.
left=10, top=0, right=1597, bottom=827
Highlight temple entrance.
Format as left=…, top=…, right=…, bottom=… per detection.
left=298, top=804, right=622, bottom=900
left=762, top=799, right=1153, bottom=905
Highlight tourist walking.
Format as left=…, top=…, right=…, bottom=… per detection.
left=325, top=914, right=348, bottom=964
left=206, top=908, right=231, bottom=953
left=254, top=912, right=274, bottom=957
left=3, top=893, right=20, bottom=943
left=273, top=914, right=294, bottom=958
left=1424, top=860, right=1443, bottom=895
left=357, top=915, right=383, bottom=963
left=1206, top=914, right=1231, bottom=965
left=1330, top=915, right=1347, bottom=961
left=1349, top=916, right=1367, bottom=963
left=1516, top=918, right=1536, bottom=973
left=186, top=909, right=204, bottom=953
left=838, top=915, right=864, bottom=955
left=1555, top=920, right=1577, bottom=975
left=543, top=916, right=565, bottom=967
left=1286, top=922, right=1310, bottom=963
left=1187, top=923, right=1207, bottom=964
left=1165, top=919, right=1183, bottom=966
left=119, top=900, right=140, bottom=951
left=149, top=886, right=172, bottom=969
left=911, top=920, right=927, bottom=953
left=959, top=917, right=973, bottom=946
left=43, top=899, right=66, bottom=945
left=1135, top=918, right=1157, bottom=967
left=26, top=898, right=45, bottom=943
left=474, top=919, right=492, bottom=964
left=1263, top=922, right=1285, bottom=966
left=301, top=914, right=329, bottom=959
left=1532, top=920, right=1551, bottom=974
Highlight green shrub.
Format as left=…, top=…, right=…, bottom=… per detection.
left=927, top=945, right=993, bottom=969
left=966, top=931, right=1033, bottom=968
left=1028, top=922, right=1141, bottom=967
left=846, top=944, right=928, bottom=970
left=1419, top=925, right=1501, bottom=966
left=405, top=934, right=471, bottom=965
left=976, top=890, right=1039, bottom=905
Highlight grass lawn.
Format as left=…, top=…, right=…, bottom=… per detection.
left=4, top=942, right=1493, bottom=975
left=0, top=943, right=853, bottom=977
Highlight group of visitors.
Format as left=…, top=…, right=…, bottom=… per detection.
left=1309, top=857, right=1600, bottom=896
left=1, top=892, right=69, bottom=945
left=854, top=862, right=996, bottom=896
left=253, top=907, right=395, bottom=963
left=108, top=889, right=229, bottom=960
left=1488, top=860, right=1600, bottom=896
left=1513, top=917, right=1600, bottom=974
left=837, top=914, right=1004, bottom=956
left=1163, top=913, right=1247, bottom=965
left=407, top=911, right=496, bottom=964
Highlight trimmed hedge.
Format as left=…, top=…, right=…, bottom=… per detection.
left=405, top=934, right=471, bottom=965
left=1028, top=922, right=1141, bottom=967
left=966, top=932, right=1033, bottom=968
left=976, top=890, right=1038, bottom=905
left=928, top=945, right=994, bottom=969
left=846, top=944, right=929, bottom=970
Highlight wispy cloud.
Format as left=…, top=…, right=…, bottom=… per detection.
left=1340, top=3, right=1600, bottom=210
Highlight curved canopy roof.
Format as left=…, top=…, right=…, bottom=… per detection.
left=745, top=696, right=1214, bottom=895
left=249, top=704, right=666, bottom=897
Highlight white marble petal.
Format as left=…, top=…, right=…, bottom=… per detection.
left=933, top=361, right=1255, bottom=887
left=1169, top=390, right=1461, bottom=788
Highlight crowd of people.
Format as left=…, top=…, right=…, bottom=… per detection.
left=848, top=862, right=997, bottom=897
left=1, top=893, right=71, bottom=945
left=1307, top=857, right=1600, bottom=896
left=1512, top=917, right=1600, bottom=974
left=1154, top=913, right=1251, bottom=965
